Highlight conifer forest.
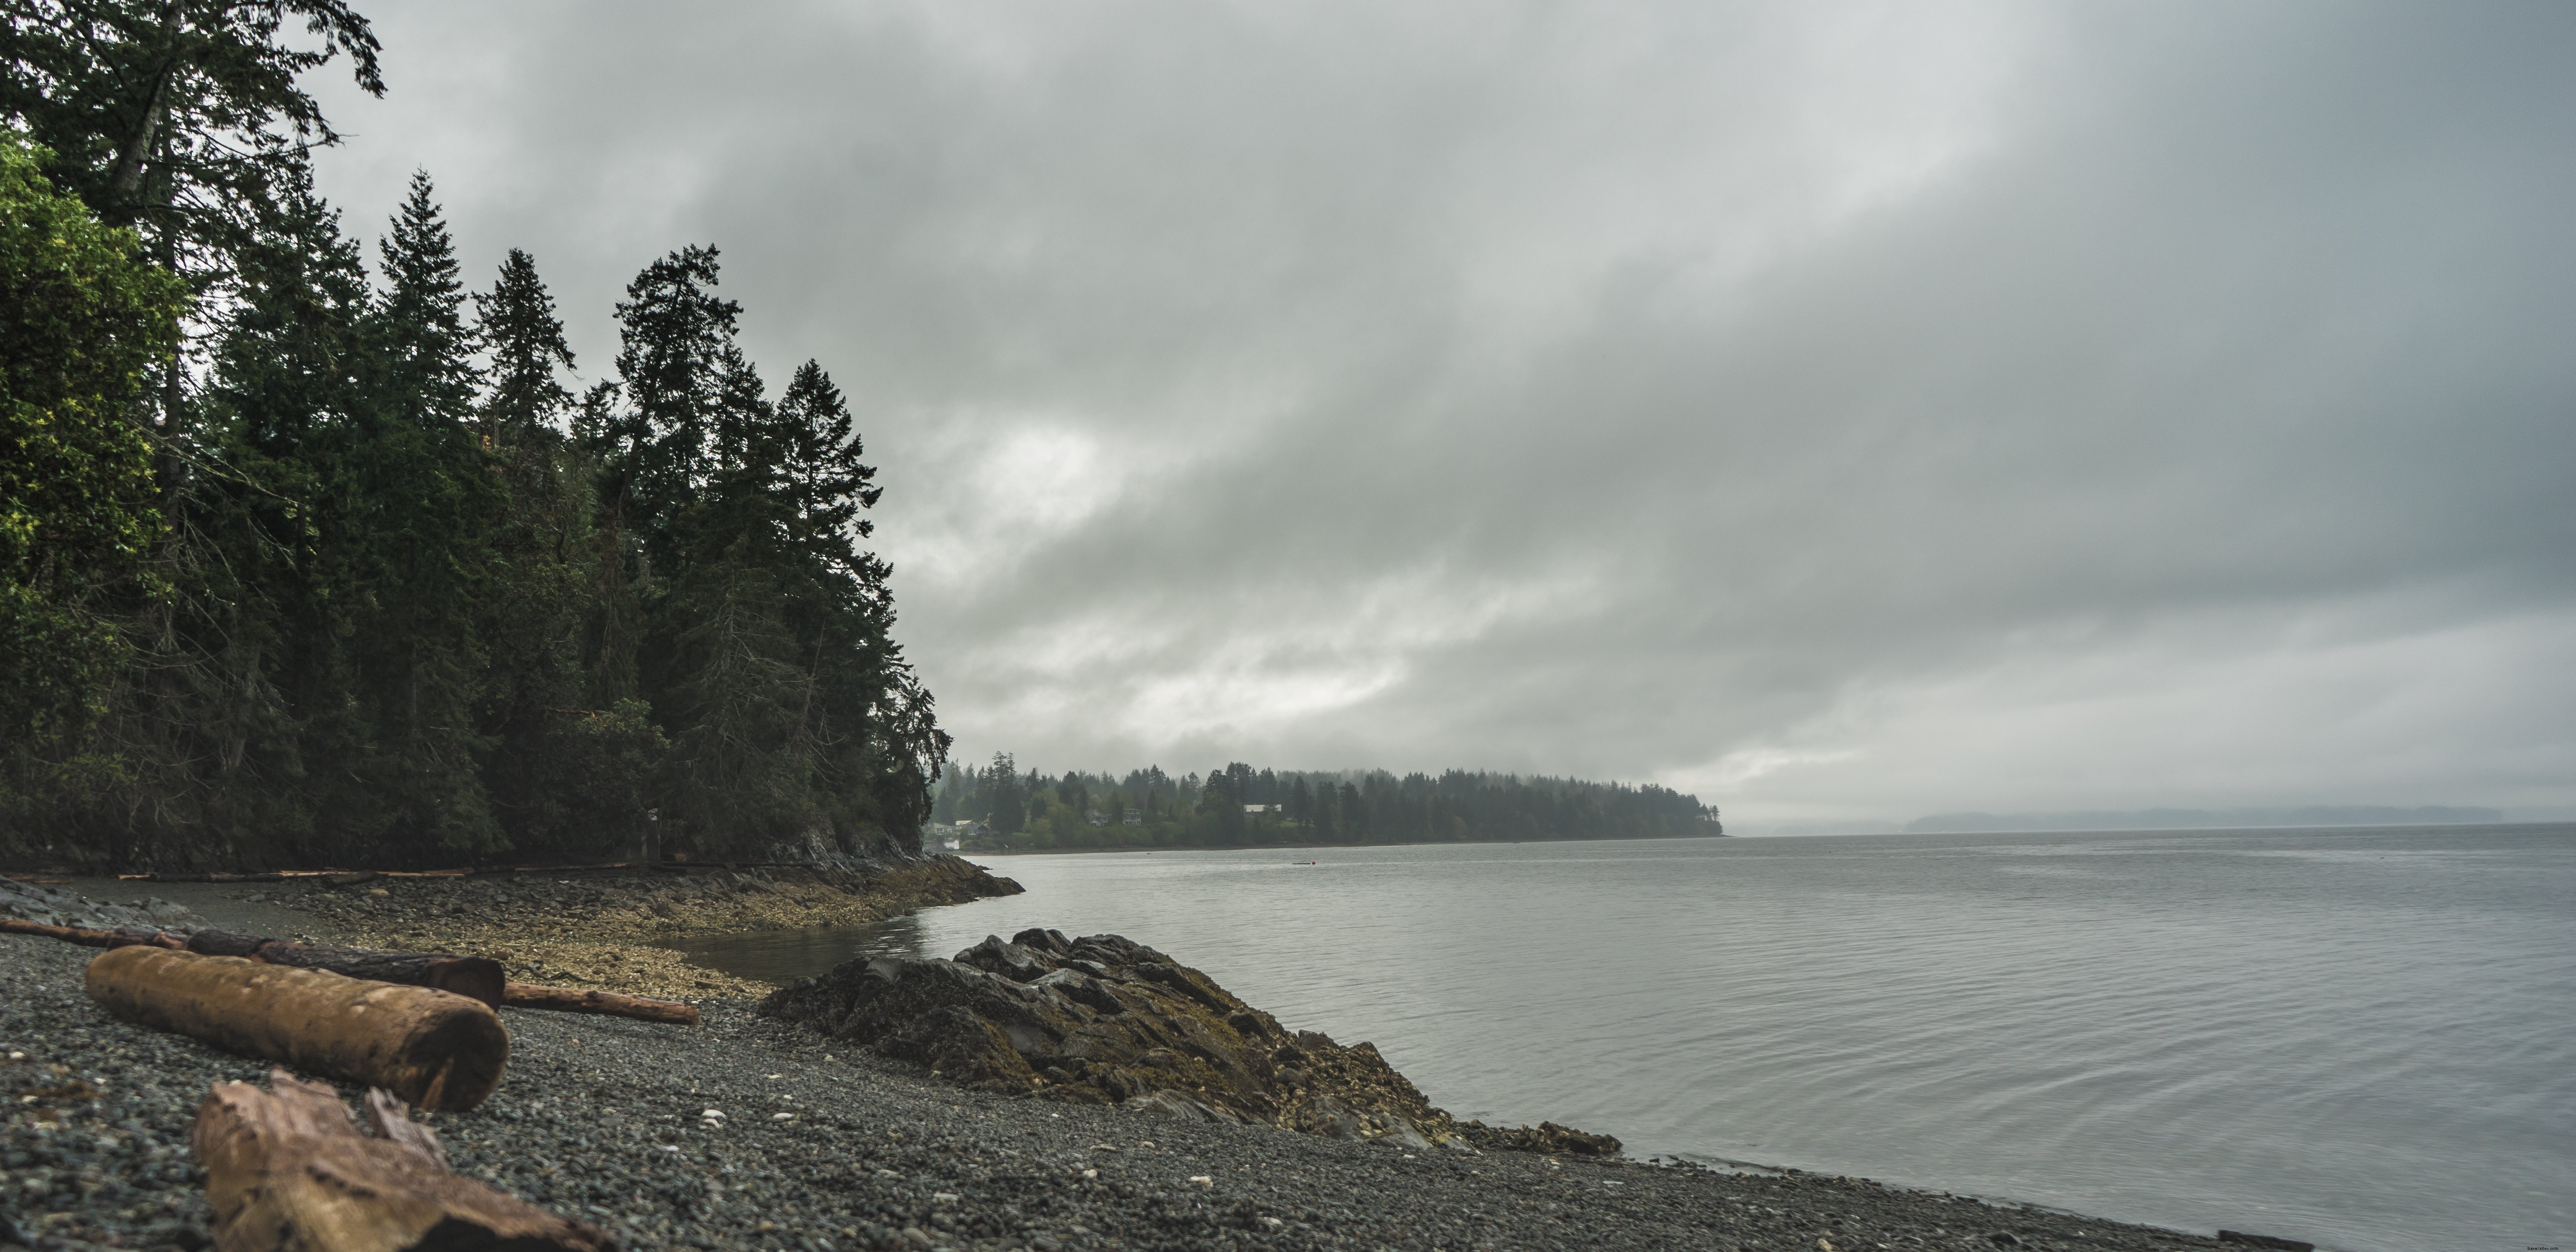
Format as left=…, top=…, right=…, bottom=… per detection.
left=1, top=1, right=945, bottom=869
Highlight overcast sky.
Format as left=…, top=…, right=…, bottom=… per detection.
left=307, top=1, right=2576, bottom=829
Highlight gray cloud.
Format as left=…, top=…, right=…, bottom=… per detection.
left=310, top=0, right=2576, bottom=824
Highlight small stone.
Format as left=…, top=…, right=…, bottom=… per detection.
left=1189, top=1175, right=1213, bottom=1188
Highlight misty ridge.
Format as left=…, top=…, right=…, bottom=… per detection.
left=1903, top=806, right=2507, bottom=835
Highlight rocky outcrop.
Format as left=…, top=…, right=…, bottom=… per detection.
left=760, top=928, right=1622, bottom=1157
left=1458, top=1119, right=1624, bottom=1157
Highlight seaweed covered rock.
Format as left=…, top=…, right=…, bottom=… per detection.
left=1460, top=1119, right=1625, bottom=1156
left=763, top=929, right=1596, bottom=1151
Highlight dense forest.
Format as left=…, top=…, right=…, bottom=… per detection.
left=0, top=2, right=945, bottom=870
left=930, top=758, right=1720, bottom=850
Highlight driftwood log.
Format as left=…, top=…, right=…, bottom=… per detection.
left=2, top=916, right=186, bottom=948
left=196, top=1068, right=611, bottom=1252
left=86, top=947, right=509, bottom=1112
left=186, top=928, right=506, bottom=1008
left=503, top=983, right=701, bottom=1026
left=10, top=916, right=697, bottom=1026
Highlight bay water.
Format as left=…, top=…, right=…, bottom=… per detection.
left=671, top=825, right=2576, bottom=1252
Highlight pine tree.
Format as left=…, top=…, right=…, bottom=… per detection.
left=371, top=171, right=476, bottom=428
left=773, top=360, right=881, bottom=570
left=596, top=244, right=740, bottom=566
left=474, top=248, right=575, bottom=445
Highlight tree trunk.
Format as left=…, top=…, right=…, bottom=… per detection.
left=195, top=1068, right=610, bottom=1252
left=502, top=983, right=700, bottom=1026
left=86, top=947, right=508, bottom=1112
left=1, top=917, right=186, bottom=949
left=185, top=929, right=505, bottom=1008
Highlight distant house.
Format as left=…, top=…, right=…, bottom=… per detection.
left=1085, top=809, right=1110, bottom=828
left=1122, top=808, right=1143, bottom=826
left=1243, top=804, right=1277, bottom=813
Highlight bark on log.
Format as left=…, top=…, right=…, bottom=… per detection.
left=86, top=947, right=508, bottom=1112
left=186, top=929, right=505, bottom=1008
left=2, top=917, right=186, bottom=949
left=501, top=983, right=700, bottom=1026
left=196, top=1068, right=610, bottom=1252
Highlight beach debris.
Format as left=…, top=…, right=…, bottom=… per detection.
left=85, top=946, right=508, bottom=1112
left=501, top=982, right=700, bottom=1025
left=196, top=1067, right=609, bottom=1252
left=185, top=927, right=505, bottom=1007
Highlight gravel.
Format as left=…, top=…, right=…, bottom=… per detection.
left=1, top=932, right=2235, bottom=1252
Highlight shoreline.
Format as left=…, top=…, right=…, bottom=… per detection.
left=1, top=871, right=2256, bottom=1252
left=960, top=831, right=1726, bottom=858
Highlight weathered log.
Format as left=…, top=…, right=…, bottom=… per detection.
left=187, top=928, right=505, bottom=1008
left=196, top=1068, right=610, bottom=1252
left=502, top=982, right=700, bottom=1026
left=1, top=917, right=186, bottom=949
left=86, top=947, right=508, bottom=1112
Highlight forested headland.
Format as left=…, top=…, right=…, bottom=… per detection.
left=1, top=3, right=945, bottom=871
left=931, top=758, right=1721, bottom=851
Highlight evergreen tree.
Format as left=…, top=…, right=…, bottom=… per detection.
left=371, top=171, right=475, bottom=428
left=1, top=0, right=383, bottom=432
left=773, top=359, right=880, bottom=569
left=594, top=244, right=739, bottom=566
left=474, top=247, right=574, bottom=445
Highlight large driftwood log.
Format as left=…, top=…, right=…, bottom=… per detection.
left=502, top=983, right=701, bottom=1026
left=86, top=947, right=508, bottom=1112
left=186, top=929, right=506, bottom=1008
left=196, top=1068, right=611, bottom=1252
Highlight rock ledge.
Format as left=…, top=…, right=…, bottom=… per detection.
left=760, top=927, right=1622, bottom=1156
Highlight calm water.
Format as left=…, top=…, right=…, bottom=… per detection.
left=671, top=826, right=2576, bottom=1252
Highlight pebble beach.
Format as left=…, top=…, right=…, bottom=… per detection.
left=1, top=869, right=2246, bottom=1252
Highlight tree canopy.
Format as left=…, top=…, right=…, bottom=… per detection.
left=0, top=2, right=946, bottom=870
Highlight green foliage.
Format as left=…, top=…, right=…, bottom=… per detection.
left=0, top=10, right=949, bottom=870
left=0, top=131, right=183, bottom=746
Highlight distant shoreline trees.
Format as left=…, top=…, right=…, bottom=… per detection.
left=0, top=3, right=944, bottom=870
left=930, top=757, right=1721, bottom=851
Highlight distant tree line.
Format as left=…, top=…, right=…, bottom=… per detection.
left=931, top=757, right=1720, bottom=850
left=0, top=3, right=944, bottom=870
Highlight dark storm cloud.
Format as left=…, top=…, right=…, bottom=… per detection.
left=310, top=0, right=2576, bottom=825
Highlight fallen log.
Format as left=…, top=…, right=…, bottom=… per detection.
left=196, top=1067, right=610, bottom=1252
left=502, top=982, right=700, bottom=1026
left=12, top=918, right=693, bottom=1026
left=86, top=947, right=508, bottom=1112
left=186, top=928, right=505, bottom=1008
left=2, top=917, right=187, bottom=949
